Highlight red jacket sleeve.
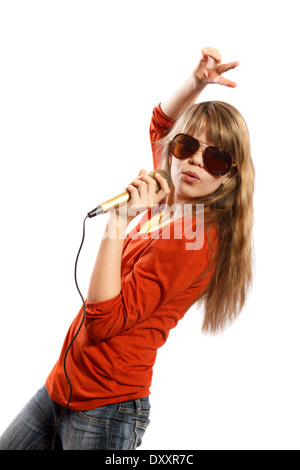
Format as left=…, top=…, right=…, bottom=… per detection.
left=149, top=103, right=176, bottom=170
left=84, top=226, right=212, bottom=341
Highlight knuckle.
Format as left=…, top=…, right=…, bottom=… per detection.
left=143, top=175, right=156, bottom=186
left=131, top=179, right=143, bottom=188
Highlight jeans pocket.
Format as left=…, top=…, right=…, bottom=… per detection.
left=76, top=402, right=120, bottom=424
left=77, top=411, right=111, bottom=425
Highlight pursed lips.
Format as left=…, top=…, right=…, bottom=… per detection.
left=182, top=170, right=200, bottom=180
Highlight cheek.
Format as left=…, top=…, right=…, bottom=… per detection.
left=170, top=160, right=181, bottom=181
left=196, top=178, right=222, bottom=197
left=196, top=171, right=227, bottom=195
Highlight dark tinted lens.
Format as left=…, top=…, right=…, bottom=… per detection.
left=204, top=147, right=232, bottom=176
left=171, top=134, right=199, bottom=159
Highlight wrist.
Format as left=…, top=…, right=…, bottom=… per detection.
left=106, top=208, right=136, bottom=240
left=191, top=72, right=207, bottom=91
left=105, top=210, right=128, bottom=240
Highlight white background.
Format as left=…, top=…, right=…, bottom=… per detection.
left=0, top=0, right=299, bottom=450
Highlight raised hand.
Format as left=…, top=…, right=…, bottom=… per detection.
left=193, top=47, right=239, bottom=88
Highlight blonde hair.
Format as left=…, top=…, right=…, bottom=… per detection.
left=157, top=101, right=255, bottom=334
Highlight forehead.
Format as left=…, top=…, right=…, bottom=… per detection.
left=185, top=118, right=217, bottom=148
left=191, top=128, right=214, bottom=147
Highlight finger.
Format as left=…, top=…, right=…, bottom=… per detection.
left=131, top=177, right=155, bottom=201
left=197, top=53, right=208, bottom=65
left=125, top=182, right=148, bottom=206
left=214, top=76, right=237, bottom=88
left=138, top=168, right=147, bottom=177
left=125, top=184, right=148, bottom=213
left=154, top=172, right=171, bottom=195
left=201, top=47, right=222, bottom=63
left=129, top=178, right=148, bottom=193
left=139, top=175, right=159, bottom=196
left=125, top=183, right=139, bottom=198
left=218, top=61, right=239, bottom=74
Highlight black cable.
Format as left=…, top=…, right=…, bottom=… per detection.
left=51, top=214, right=89, bottom=450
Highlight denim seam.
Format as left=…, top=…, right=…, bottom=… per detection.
left=118, top=407, right=150, bottom=417
left=76, top=411, right=111, bottom=425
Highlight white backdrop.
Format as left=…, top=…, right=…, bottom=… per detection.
left=0, top=0, right=299, bottom=450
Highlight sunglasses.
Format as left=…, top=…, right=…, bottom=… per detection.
left=170, top=133, right=235, bottom=176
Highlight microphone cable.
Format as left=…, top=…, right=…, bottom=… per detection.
left=51, top=214, right=89, bottom=450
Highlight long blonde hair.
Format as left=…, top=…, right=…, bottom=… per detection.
left=157, top=101, right=255, bottom=334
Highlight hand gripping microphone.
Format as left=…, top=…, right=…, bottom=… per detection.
left=87, top=170, right=171, bottom=218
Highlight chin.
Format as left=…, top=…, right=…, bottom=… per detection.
left=177, top=182, right=205, bottom=198
left=175, top=184, right=218, bottom=201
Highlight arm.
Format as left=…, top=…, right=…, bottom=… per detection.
left=161, top=47, right=239, bottom=120
left=86, top=214, right=127, bottom=303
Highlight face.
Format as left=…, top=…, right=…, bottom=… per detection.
left=168, top=128, right=231, bottom=206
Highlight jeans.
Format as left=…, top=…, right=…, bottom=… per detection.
left=0, top=385, right=151, bottom=450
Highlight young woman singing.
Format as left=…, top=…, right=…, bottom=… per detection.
left=0, top=47, right=255, bottom=450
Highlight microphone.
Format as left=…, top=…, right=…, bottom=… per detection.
left=87, top=170, right=171, bottom=218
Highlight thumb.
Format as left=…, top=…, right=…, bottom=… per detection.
left=138, top=169, right=147, bottom=176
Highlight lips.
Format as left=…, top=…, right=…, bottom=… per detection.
left=182, top=170, right=200, bottom=180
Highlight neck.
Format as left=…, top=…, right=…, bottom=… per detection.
left=161, top=187, right=192, bottom=223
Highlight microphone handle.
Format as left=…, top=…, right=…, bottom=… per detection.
left=87, top=190, right=130, bottom=218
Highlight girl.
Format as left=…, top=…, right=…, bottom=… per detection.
left=0, top=47, right=255, bottom=450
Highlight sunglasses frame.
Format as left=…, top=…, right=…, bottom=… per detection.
left=170, top=133, right=236, bottom=177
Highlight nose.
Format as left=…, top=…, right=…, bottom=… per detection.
left=189, top=147, right=205, bottom=167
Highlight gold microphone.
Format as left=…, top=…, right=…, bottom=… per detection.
left=87, top=170, right=171, bottom=218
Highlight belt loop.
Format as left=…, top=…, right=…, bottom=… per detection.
left=135, top=399, right=141, bottom=413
